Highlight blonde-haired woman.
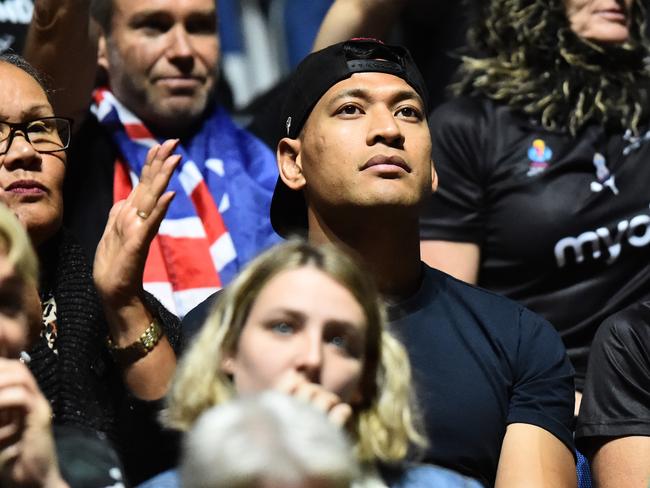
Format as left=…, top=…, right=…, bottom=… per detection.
left=0, top=203, right=38, bottom=285
left=141, top=240, right=481, bottom=487
left=0, top=203, right=40, bottom=356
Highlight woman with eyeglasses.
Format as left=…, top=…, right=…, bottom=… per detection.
left=0, top=52, right=183, bottom=485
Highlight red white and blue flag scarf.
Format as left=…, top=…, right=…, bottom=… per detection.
left=92, top=88, right=240, bottom=318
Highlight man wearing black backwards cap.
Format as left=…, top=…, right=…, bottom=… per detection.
left=184, top=39, right=577, bottom=488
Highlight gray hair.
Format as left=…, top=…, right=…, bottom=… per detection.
left=181, top=391, right=360, bottom=488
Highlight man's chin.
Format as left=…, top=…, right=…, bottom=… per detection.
left=147, top=101, right=210, bottom=135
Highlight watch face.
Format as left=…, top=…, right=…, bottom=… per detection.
left=142, top=333, right=156, bottom=350
left=142, top=320, right=163, bottom=350
left=108, top=320, right=163, bottom=365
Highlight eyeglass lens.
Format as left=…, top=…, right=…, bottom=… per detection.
left=0, top=118, right=71, bottom=154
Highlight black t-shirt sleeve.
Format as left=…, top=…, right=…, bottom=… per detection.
left=508, top=308, right=576, bottom=453
left=575, top=303, right=650, bottom=446
left=420, top=97, right=489, bottom=244
left=180, top=290, right=221, bottom=343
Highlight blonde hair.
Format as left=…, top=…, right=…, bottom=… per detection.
left=0, top=204, right=38, bottom=285
left=165, top=240, right=425, bottom=463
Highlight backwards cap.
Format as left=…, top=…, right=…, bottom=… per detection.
left=271, top=39, right=429, bottom=237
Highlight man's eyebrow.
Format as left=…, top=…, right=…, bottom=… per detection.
left=329, top=88, right=368, bottom=105
left=129, top=10, right=167, bottom=24
left=328, top=87, right=423, bottom=107
left=392, top=89, right=423, bottom=104
left=130, top=8, right=216, bottom=24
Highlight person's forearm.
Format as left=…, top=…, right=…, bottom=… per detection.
left=23, top=0, right=97, bottom=124
left=103, top=296, right=177, bottom=401
left=313, top=0, right=408, bottom=51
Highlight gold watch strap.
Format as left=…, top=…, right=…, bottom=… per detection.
left=107, top=319, right=164, bottom=366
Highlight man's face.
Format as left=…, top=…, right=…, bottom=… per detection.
left=101, top=0, right=219, bottom=134
left=284, top=72, right=433, bottom=217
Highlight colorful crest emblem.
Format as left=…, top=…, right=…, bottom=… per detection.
left=527, top=139, right=553, bottom=176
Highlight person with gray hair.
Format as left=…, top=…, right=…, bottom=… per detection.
left=181, top=391, right=359, bottom=488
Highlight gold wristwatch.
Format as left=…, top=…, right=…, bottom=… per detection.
left=107, top=319, right=164, bottom=366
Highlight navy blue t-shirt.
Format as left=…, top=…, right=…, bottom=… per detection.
left=388, top=265, right=575, bottom=487
left=181, top=264, right=576, bottom=487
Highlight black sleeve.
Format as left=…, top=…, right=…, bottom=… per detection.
left=576, top=303, right=650, bottom=450
left=54, top=425, right=128, bottom=488
left=180, top=290, right=221, bottom=344
left=508, top=308, right=576, bottom=454
left=420, top=97, right=490, bottom=244
left=142, top=291, right=183, bottom=352
left=115, top=293, right=183, bottom=484
left=117, top=395, right=180, bottom=485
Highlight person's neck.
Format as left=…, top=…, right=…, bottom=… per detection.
left=307, top=207, right=422, bottom=301
left=140, top=107, right=210, bottom=141
left=147, top=120, right=199, bottom=142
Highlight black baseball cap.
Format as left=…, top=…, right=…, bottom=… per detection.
left=270, top=38, right=429, bottom=238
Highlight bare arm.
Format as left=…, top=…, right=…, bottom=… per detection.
left=313, top=0, right=409, bottom=51
left=23, top=0, right=97, bottom=125
left=495, top=423, right=577, bottom=488
left=420, top=240, right=480, bottom=284
left=589, top=436, right=650, bottom=488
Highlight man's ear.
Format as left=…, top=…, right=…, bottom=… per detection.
left=277, top=138, right=306, bottom=191
left=431, top=160, right=439, bottom=193
left=97, top=33, right=109, bottom=71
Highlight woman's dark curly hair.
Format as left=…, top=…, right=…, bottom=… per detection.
left=455, top=0, right=650, bottom=134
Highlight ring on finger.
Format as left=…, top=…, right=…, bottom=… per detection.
left=136, top=209, right=149, bottom=220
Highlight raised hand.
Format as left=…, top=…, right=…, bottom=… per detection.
left=313, top=0, right=409, bottom=51
left=0, top=359, right=67, bottom=488
left=93, top=139, right=181, bottom=308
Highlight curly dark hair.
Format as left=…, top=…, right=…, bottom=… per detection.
left=455, top=0, right=650, bottom=134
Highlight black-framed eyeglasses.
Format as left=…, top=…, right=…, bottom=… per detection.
left=0, top=117, right=72, bottom=155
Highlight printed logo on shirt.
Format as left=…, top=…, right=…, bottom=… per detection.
left=554, top=204, right=650, bottom=267
left=526, top=139, right=552, bottom=176
left=590, top=152, right=619, bottom=195
left=0, top=0, right=33, bottom=24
